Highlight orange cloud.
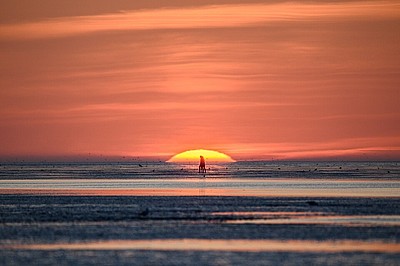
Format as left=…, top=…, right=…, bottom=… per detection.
left=1, top=1, right=399, bottom=160
left=1, top=1, right=399, bottom=40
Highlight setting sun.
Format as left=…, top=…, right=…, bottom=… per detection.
left=167, top=149, right=235, bottom=163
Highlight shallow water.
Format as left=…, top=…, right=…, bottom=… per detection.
left=0, top=161, right=398, bottom=180
left=6, top=239, right=400, bottom=253
left=0, top=161, right=399, bottom=265
left=1, top=178, right=399, bottom=197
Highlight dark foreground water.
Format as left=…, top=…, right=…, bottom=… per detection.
left=0, top=161, right=399, bottom=265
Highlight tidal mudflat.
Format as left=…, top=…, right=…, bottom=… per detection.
left=0, top=162, right=399, bottom=265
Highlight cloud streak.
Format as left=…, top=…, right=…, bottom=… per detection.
left=1, top=1, right=399, bottom=40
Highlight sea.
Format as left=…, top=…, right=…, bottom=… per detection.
left=0, top=161, right=399, bottom=265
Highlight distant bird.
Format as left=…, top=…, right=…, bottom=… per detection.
left=139, top=164, right=143, bottom=167
left=307, top=201, right=318, bottom=206
left=139, top=208, right=149, bottom=217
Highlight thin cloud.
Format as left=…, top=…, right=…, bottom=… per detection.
left=1, top=1, right=399, bottom=40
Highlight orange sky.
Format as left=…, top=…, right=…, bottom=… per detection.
left=0, top=0, right=399, bottom=161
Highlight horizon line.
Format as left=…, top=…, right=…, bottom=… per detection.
left=0, top=155, right=399, bottom=163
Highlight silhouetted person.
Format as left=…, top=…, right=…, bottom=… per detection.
left=199, top=155, right=206, bottom=173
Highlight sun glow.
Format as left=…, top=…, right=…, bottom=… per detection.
left=167, top=149, right=235, bottom=163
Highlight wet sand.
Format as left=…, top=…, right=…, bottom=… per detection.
left=1, top=195, right=399, bottom=265
left=1, top=162, right=399, bottom=265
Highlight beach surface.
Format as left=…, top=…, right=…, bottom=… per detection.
left=0, top=161, right=399, bottom=265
